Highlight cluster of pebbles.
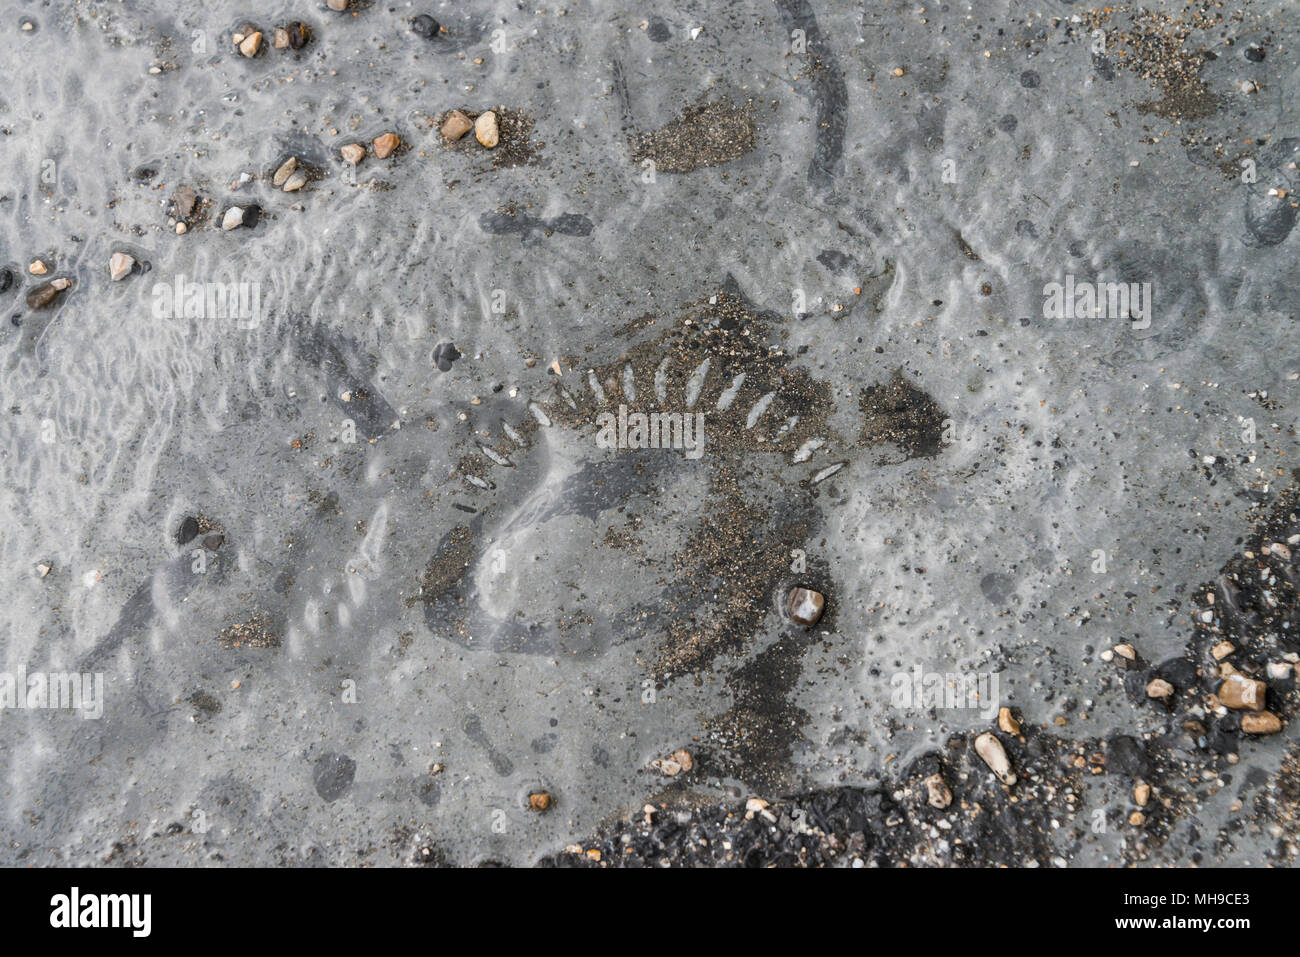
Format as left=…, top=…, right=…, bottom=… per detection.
left=232, top=21, right=311, bottom=56
left=22, top=259, right=71, bottom=310
left=340, top=132, right=402, bottom=166
left=440, top=109, right=500, bottom=149
left=12, top=10, right=524, bottom=319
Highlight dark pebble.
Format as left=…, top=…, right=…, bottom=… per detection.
left=411, top=14, right=439, bottom=38
left=240, top=204, right=262, bottom=228
left=433, top=342, right=460, bottom=372
left=1207, top=721, right=1239, bottom=755
left=288, top=22, right=311, bottom=49
left=1156, top=656, right=1197, bottom=688
left=25, top=281, right=67, bottom=310
left=202, top=534, right=225, bottom=551
left=1105, top=734, right=1149, bottom=776
left=1019, top=70, right=1041, bottom=88
left=1245, top=45, right=1264, bottom=62
left=176, top=516, right=199, bottom=545
left=0, top=268, right=12, bottom=293
left=313, top=752, right=356, bottom=802
left=647, top=17, right=670, bottom=42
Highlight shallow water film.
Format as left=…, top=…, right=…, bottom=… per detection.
left=2, top=0, right=1300, bottom=869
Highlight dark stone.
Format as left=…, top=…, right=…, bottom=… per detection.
left=176, top=516, right=200, bottom=545
left=202, top=534, right=224, bottom=551
left=0, top=268, right=12, bottom=293
left=1245, top=45, right=1264, bottom=62
left=288, top=22, right=311, bottom=49
left=647, top=17, right=670, bottom=42
left=1156, top=656, right=1198, bottom=688
left=411, top=14, right=439, bottom=38
left=433, top=342, right=460, bottom=372
left=25, top=281, right=67, bottom=310
left=1207, top=720, right=1239, bottom=755
left=1019, top=70, right=1041, bottom=88
left=312, top=752, right=356, bottom=802
left=240, top=205, right=262, bottom=228
left=1105, top=734, right=1149, bottom=776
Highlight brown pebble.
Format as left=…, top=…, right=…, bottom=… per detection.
left=373, top=132, right=400, bottom=159
left=340, top=143, right=366, bottom=165
left=787, top=586, right=825, bottom=626
left=26, top=278, right=70, bottom=310
left=1146, top=677, right=1174, bottom=699
left=528, top=791, right=551, bottom=811
left=172, top=186, right=198, bottom=220
left=1218, top=673, right=1266, bottom=711
left=1240, top=711, right=1282, bottom=735
left=441, top=110, right=473, bottom=141
left=997, top=706, right=1020, bottom=735
left=272, top=156, right=298, bottom=187
left=652, top=748, right=693, bottom=776
left=671, top=748, right=693, bottom=773
left=273, top=28, right=289, bottom=49
left=239, top=31, right=263, bottom=57
left=1211, top=641, right=1235, bottom=660
left=1134, top=781, right=1150, bottom=807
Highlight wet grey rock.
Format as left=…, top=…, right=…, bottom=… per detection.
left=171, top=185, right=198, bottom=221
left=312, top=752, right=356, bottom=801
left=412, top=14, right=439, bottom=38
